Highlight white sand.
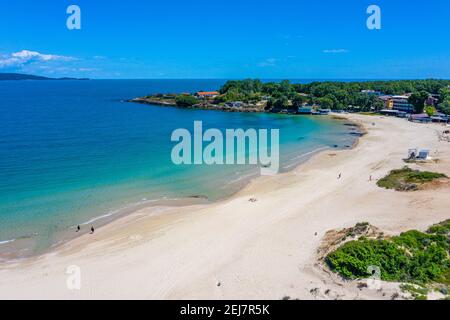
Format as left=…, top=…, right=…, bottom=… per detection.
left=0, top=114, right=449, bottom=300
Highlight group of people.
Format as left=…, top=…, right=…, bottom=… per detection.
left=76, top=225, right=95, bottom=234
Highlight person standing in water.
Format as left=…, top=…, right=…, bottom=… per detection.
left=76, top=225, right=80, bottom=232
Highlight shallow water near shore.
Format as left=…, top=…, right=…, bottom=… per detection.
left=0, top=80, right=358, bottom=258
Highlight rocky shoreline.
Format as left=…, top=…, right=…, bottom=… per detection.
left=128, top=97, right=265, bottom=113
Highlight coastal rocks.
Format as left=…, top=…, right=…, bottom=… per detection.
left=129, top=97, right=265, bottom=113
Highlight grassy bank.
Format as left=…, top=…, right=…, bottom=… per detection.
left=325, top=220, right=450, bottom=289
left=377, top=166, right=447, bottom=191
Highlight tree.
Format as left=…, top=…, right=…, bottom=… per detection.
left=408, top=91, right=429, bottom=114
left=316, top=97, right=334, bottom=109
left=437, top=99, right=450, bottom=115
left=292, top=95, right=307, bottom=109
left=438, top=87, right=449, bottom=102
left=272, top=97, right=289, bottom=110
left=369, top=95, right=385, bottom=111
left=424, top=105, right=436, bottom=117
left=175, top=95, right=198, bottom=107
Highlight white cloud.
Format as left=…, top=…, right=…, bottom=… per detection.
left=258, top=58, right=277, bottom=67
left=323, top=49, right=349, bottom=54
left=0, top=50, right=75, bottom=68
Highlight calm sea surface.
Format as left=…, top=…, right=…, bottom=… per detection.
left=0, top=79, right=357, bottom=257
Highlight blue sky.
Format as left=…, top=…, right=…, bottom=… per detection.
left=0, top=0, right=449, bottom=79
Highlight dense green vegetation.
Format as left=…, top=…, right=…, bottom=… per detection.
left=216, top=79, right=450, bottom=113
left=175, top=94, right=198, bottom=107
left=376, top=167, right=447, bottom=191
left=427, top=220, right=450, bottom=235
left=325, top=220, right=450, bottom=286
left=142, top=79, right=450, bottom=114
left=408, top=91, right=430, bottom=114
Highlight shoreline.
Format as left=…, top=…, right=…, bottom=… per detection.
left=0, top=114, right=449, bottom=299
left=0, top=115, right=360, bottom=262
left=128, top=97, right=264, bottom=113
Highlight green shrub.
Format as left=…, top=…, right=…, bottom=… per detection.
left=325, top=221, right=450, bottom=285
left=427, top=220, right=450, bottom=235
left=175, top=95, right=198, bottom=107
left=377, top=167, right=447, bottom=191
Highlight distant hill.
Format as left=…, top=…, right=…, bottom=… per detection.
left=0, top=73, right=89, bottom=81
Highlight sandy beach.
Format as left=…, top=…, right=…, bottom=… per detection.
left=0, top=113, right=449, bottom=300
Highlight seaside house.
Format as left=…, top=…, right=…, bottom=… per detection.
left=195, top=91, right=220, bottom=99
left=316, top=108, right=331, bottom=115
left=298, top=106, right=314, bottom=114
left=409, top=113, right=432, bottom=123
left=380, top=109, right=399, bottom=116
left=361, top=89, right=382, bottom=96
left=392, top=95, right=414, bottom=113
left=431, top=112, right=449, bottom=123
left=225, top=101, right=244, bottom=108
left=426, top=95, right=439, bottom=106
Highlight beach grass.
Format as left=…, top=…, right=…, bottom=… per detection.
left=377, top=166, right=447, bottom=191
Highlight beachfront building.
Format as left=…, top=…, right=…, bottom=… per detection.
left=378, top=95, right=394, bottom=109
left=195, top=91, right=220, bottom=99
left=431, top=112, right=449, bottom=123
left=426, top=95, right=439, bottom=106
left=361, top=89, right=382, bottom=96
left=380, top=109, right=408, bottom=118
left=298, top=106, right=313, bottom=114
left=409, top=114, right=432, bottom=123
left=225, top=101, right=244, bottom=108
left=392, top=95, right=414, bottom=113
left=316, top=108, right=331, bottom=115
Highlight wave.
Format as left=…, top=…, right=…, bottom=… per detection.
left=283, top=146, right=331, bottom=170
left=74, top=197, right=176, bottom=227
left=0, top=239, right=15, bottom=245
left=223, top=171, right=259, bottom=187
left=290, top=146, right=330, bottom=161
left=79, top=212, right=117, bottom=226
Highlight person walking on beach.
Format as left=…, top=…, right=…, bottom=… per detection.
left=76, top=225, right=80, bottom=232
left=90, top=226, right=95, bottom=234
left=338, top=173, right=342, bottom=179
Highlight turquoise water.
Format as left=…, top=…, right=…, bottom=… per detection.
left=0, top=80, right=357, bottom=257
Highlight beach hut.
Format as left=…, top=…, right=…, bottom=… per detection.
left=317, top=108, right=331, bottom=115
left=298, top=106, right=313, bottom=114
left=417, top=149, right=430, bottom=160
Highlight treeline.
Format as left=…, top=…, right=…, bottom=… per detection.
left=217, top=79, right=450, bottom=114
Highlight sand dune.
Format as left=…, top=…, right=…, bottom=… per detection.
left=0, top=114, right=449, bottom=300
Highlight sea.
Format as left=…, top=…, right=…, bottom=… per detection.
left=0, top=79, right=359, bottom=258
